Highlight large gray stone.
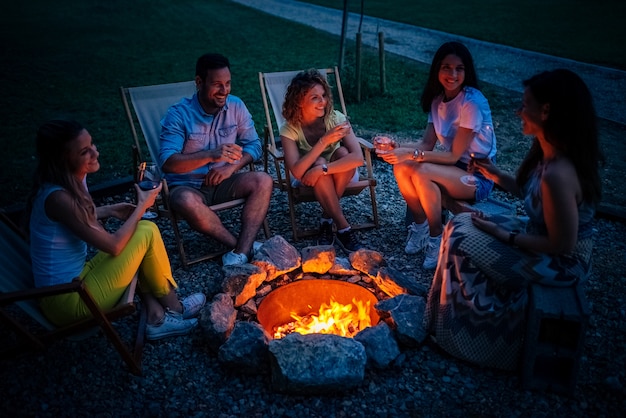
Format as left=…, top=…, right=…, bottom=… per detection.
left=376, top=294, right=428, bottom=346
left=301, top=245, right=335, bottom=274
left=221, top=263, right=267, bottom=307
left=268, top=333, right=367, bottom=394
left=200, top=293, right=238, bottom=353
left=354, top=322, right=401, bottom=369
left=374, top=266, right=429, bottom=298
left=349, top=248, right=386, bottom=276
left=252, top=235, right=301, bottom=280
left=218, top=321, right=270, bottom=374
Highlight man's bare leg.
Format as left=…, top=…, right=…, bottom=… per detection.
left=169, top=186, right=238, bottom=248
left=230, top=171, right=273, bottom=257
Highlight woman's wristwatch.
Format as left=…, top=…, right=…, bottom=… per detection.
left=322, top=164, right=328, bottom=175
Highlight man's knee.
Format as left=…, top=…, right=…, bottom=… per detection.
left=248, top=171, right=273, bottom=193
left=169, top=187, right=204, bottom=212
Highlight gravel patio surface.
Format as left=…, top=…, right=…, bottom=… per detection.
left=1, top=157, right=624, bottom=417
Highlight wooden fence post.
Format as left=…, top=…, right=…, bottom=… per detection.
left=378, top=31, right=386, bottom=94
left=356, top=32, right=362, bottom=102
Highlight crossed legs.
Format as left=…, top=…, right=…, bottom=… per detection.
left=311, top=149, right=355, bottom=231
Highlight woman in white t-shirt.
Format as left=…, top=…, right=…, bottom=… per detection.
left=376, top=42, right=497, bottom=269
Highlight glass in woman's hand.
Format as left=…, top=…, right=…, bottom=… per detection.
left=461, top=152, right=489, bottom=186
left=137, top=162, right=161, bottom=191
left=373, top=134, right=397, bottom=151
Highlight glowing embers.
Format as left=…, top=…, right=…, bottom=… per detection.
left=257, top=279, right=380, bottom=339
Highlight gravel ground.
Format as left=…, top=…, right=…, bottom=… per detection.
left=1, top=156, right=625, bottom=418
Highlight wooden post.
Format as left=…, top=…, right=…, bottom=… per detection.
left=378, top=31, right=386, bottom=93
left=338, top=0, right=349, bottom=71
left=356, top=32, right=362, bottom=102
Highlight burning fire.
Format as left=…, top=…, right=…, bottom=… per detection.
left=273, top=297, right=372, bottom=339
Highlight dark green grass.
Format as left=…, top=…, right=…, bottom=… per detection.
left=0, top=0, right=428, bottom=208
left=1, top=0, right=623, bottom=209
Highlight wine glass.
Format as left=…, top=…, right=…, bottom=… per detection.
left=460, top=152, right=490, bottom=186
left=137, top=162, right=161, bottom=190
left=137, top=162, right=161, bottom=219
left=372, top=134, right=397, bottom=152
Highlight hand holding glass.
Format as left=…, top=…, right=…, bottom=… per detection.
left=373, top=134, right=397, bottom=152
left=136, top=162, right=161, bottom=219
left=137, top=162, right=162, bottom=191
left=460, top=152, right=489, bottom=186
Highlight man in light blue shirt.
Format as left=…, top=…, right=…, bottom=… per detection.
left=159, top=53, right=273, bottom=266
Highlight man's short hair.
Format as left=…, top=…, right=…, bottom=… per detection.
left=196, top=53, right=230, bottom=79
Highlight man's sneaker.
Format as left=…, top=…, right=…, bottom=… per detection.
left=405, top=221, right=429, bottom=254
left=145, top=310, right=198, bottom=341
left=181, top=293, right=206, bottom=319
left=317, top=222, right=334, bottom=246
left=222, top=250, right=248, bottom=266
left=336, top=229, right=363, bottom=252
left=252, top=241, right=263, bottom=254
left=422, top=235, right=442, bottom=270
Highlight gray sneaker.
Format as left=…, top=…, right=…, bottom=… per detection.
left=405, top=221, right=429, bottom=254
left=146, top=310, right=198, bottom=341
left=181, top=293, right=206, bottom=319
left=422, top=235, right=442, bottom=270
left=222, top=250, right=248, bottom=266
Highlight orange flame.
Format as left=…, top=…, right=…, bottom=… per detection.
left=273, top=297, right=372, bottom=339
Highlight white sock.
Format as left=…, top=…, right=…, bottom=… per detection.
left=337, top=226, right=351, bottom=234
left=320, top=217, right=333, bottom=225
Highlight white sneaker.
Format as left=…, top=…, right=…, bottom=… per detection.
left=145, top=310, right=198, bottom=341
left=422, top=235, right=442, bottom=270
left=405, top=221, right=429, bottom=254
left=222, top=250, right=248, bottom=266
left=181, top=293, right=206, bottom=319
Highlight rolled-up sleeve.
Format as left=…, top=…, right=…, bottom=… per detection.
left=159, top=106, right=187, bottom=168
left=234, top=100, right=262, bottom=162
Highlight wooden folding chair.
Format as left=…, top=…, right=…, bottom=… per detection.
left=0, top=212, right=145, bottom=375
left=259, top=67, right=379, bottom=240
left=120, top=82, right=270, bottom=267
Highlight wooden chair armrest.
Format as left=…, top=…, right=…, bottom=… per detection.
left=0, top=279, right=83, bottom=306
left=356, top=136, right=374, bottom=150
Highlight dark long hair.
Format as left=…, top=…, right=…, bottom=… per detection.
left=420, top=41, right=479, bottom=113
left=282, top=69, right=334, bottom=126
left=516, top=69, right=603, bottom=205
left=28, top=120, right=96, bottom=225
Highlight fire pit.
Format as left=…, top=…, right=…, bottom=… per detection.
left=256, top=279, right=380, bottom=338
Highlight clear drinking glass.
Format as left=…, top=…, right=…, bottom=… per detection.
left=372, top=134, right=397, bottom=151
left=460, top=152, right=490, bottom=186
left=137, top=162, right=161, bottom=219
left=137, top=162, right=161, bottom=191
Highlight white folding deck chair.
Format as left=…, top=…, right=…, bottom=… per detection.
left=259, top=67, right=379, bottom=240
left=120, top=81, right=270, bottom=267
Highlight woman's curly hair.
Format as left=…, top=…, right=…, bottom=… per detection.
left=282, top=69, right=334, bottom=126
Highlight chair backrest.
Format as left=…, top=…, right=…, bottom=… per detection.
left=259, top=67, right=347, bottom=154
left=121, top=81, right=196, bottom=175
left=0, top=215, right=56, bottom=330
